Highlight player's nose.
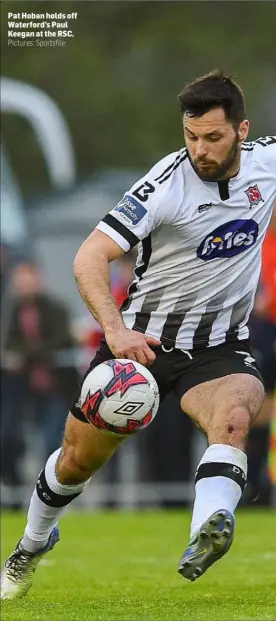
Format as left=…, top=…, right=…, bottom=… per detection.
left=195, top=143, right=208, bottom=158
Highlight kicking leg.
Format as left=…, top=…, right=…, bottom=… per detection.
left=1, top=413, right=124, bottom=599
left=178, top=373, right=265, bottom=581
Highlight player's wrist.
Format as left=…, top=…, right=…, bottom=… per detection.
left=104, top=322, right=127, bottom=337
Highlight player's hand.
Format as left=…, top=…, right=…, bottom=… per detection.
left=105, top=327, right=161, bottom=366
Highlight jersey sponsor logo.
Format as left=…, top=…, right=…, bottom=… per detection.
left=245, top=184, right=264, bottom=208
left=114, top=194, right=147, bottom=225
left=197, top=219, right=259, bottom=261
left=198, top=202, right=214, bottom=213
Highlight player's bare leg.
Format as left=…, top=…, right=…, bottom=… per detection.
left=1, top=414, right=124, bottom=600
left=178, top=373, right=265, bottom=581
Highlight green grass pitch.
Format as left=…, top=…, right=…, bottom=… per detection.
left=1, top=509, right=275, bottom=620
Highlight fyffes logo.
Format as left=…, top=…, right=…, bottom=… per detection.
left=197, top=219, right=259, bottom=261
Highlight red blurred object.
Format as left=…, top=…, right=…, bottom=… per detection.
left=259, top=229, right=276, bottom=323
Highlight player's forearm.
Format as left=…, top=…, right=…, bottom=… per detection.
left=73, top=252, right=125, bottom=334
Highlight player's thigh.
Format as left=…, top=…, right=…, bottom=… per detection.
left=180, top=373, right=265, bottom=433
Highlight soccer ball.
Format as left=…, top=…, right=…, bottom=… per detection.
left=80, top=359, right=159, bottom=435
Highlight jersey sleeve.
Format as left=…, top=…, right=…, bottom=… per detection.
left=96, top=150, right=185, bottom=251
left=254, top=136, right=276, bottom=177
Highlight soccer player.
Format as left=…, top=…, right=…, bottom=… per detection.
left=1, top=70, right=275, bottom=598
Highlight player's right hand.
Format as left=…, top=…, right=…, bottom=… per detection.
left=105, top=327, right=161, bottom=366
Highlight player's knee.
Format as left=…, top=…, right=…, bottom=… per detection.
left=209, top=406, right=251, bottom=448
left=226, top=407, right=251, bottom=442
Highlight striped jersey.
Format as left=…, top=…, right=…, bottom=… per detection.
left=97, top=136, right=276, bottom=350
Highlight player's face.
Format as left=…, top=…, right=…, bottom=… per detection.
left=183, top=108, right=249, bottom=181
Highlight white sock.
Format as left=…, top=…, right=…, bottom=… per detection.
left=21, top=449, right=91, bottom=553
left=190, top=443, right=247, bottom=539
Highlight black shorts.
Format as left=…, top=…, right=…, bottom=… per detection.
left=249, top=317, right=276, bottom=393
left=71, top=338, right=264, bottom=423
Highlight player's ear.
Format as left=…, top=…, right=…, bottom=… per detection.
left=238, top=120, right=249, bottom=143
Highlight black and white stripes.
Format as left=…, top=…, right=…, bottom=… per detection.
left=154, top=149, right=188, bottom=184
left=95, top=138, right=275, bottom=351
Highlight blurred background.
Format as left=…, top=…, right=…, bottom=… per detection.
left=1, top=1, right=275, bottom=511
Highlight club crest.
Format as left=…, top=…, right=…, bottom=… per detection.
left=245, top=184, right=263, bottom=207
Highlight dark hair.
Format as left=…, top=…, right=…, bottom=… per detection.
left=178, top=70, right=246, bottom=127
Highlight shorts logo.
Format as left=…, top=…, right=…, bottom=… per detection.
left=235, top=351, right=257, bottom=370
left=114, top=194, right=147, bottom=225
left=245, top=184, right=263, bottom=208
left=197, top=219, right=259, bottom=261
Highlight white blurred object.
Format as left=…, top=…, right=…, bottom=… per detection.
left=1, top=77, right=76, bottom=189
left=0, top=144, right=27, bottom=244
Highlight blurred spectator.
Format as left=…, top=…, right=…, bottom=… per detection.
left=1, top=260, right=79, bottom=493
left=0, top=241, right=25, bottom=306
left=246, top=202, right=276, bottom=505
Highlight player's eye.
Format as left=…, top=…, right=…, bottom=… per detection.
left=208, top=135, right=221, bottom=142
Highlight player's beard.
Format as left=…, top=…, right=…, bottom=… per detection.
left=189, top=133, right=240, bottom=182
